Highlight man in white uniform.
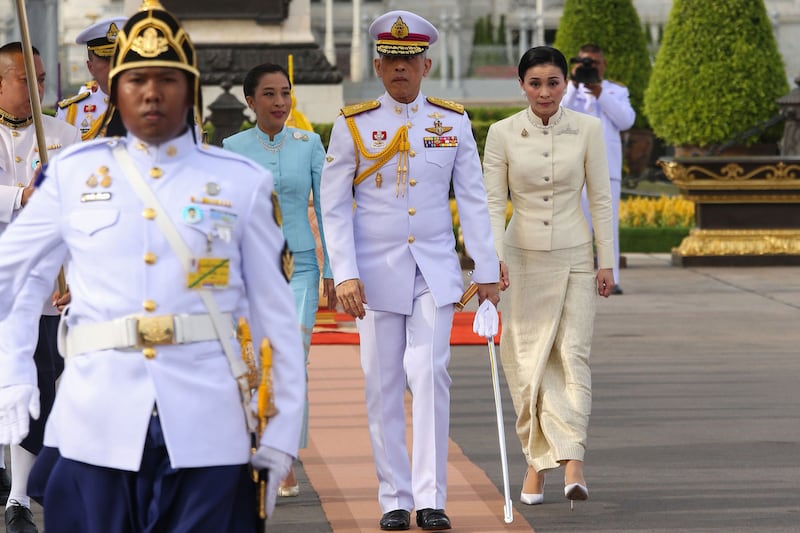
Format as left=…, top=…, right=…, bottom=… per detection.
left=55, top=16, right=126, bottom=140
left=321, top=10, right=499, bottom=531
left=0, top=2, right=304, bottom=531
left=0, top=41, right=80, bottom=533
left=562, top=43, right=635, bottom=294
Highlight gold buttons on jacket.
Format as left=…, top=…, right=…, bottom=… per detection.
left=409, top=179, right=417, bottom=186
left=143, top=347, right=157, bottom=359
left=149, top=167, right=163, bottom=179
left=143, top=208, right=156, bottom=220
left=408, top=236, right=415, bottom=243
left=143, top=300, right=157, bottom=312
left=11, top=131, right=18, bottom=137
left=15, top=156, right=21, bottom=163
left=409, top=150, right=416, bottom=157
left=144, top=252, right=157, bottom=264
left=408, top=208, right=416, bottom=216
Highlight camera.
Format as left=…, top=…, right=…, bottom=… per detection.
left=570, top=56, right=600, bottom=85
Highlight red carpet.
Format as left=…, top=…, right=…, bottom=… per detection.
left=311, top=311, right=502, bottom=345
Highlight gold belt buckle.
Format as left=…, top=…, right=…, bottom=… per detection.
left=137, top=315, right=175, bottom=346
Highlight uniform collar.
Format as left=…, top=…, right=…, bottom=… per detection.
left=126, top=128, right=196, bottom=162
left=0, top=107, right=33, bottom=129
left=255, top=125, right=287, bottom=145
left=381, top=92, right=425, bottom=118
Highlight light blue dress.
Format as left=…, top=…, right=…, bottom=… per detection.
left=224, top=125, right=331, bottom=449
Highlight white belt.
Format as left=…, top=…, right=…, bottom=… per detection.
left=64, top=313, right=233, bottom=357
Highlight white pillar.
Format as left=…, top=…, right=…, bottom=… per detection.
left=452, top=13, right=462, bottom=89
left=519, top=12, right=529, bottom=59
left=362, top=13, right=372, bottom=79
left=350, top=0, right=363, bottom=81
left=439, top=12, right=449, bottom=89
left=324, top=0, right=335, bottom=65
left=535, top=0, right=545, bottom=47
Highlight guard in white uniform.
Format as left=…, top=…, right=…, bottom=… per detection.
left=0, top=2, right=304, bottom=532
left=0, top=41, right=80, bottom=533
left=562, top=43, right=635, bottom=293
left=55, top=16, right=126, bottom=140
left=320, top=10, right=499, bottom=531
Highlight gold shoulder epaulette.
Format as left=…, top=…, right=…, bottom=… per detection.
left=57, top=91, right=90, bottom=109
left=426, top=96, right=464, bottom=115
left=84, top=80, right=99, bottom=90
left=341, top=100, right=380, bottom=118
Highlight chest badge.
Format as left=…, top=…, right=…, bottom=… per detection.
left=425, top=114, right=453, bottom=136
left=372, top=130, right=387, bottom=149
left=182, top=205, right=204, bottom=224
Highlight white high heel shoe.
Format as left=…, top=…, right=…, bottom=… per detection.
left=564, top=482, right=589, bottom=510
left=520, top=471, right=545, bottom=505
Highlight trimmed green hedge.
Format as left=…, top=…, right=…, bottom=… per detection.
left=620, top=226, right=690, bottom=253
left=644, top=0, right=787, bottom=146
left=553, top=0, right=652, bottom=129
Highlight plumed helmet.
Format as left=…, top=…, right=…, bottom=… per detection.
left=102, top=0, right=201, bottom=139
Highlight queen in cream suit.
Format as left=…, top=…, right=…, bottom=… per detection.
left=321, top=10, right=499, bottom=532
left=483, top=46, right=614, bottom=510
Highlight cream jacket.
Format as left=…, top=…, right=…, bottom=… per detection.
left=483, top=106, right=614, bottom=269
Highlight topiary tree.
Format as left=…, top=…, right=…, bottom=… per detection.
left=553, top=0, right=651, bottom=129
left=644, top=0, right=788, bottom=148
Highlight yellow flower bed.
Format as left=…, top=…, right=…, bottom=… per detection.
left=619, top=195, right=694, bottom=228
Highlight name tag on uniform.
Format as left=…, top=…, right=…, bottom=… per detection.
left=187, top=257, right=230, bottom=289
left=423, top=136, right=458, bottom=148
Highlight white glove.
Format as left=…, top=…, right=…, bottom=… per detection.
left=472, top=300, right=499, bottom=339
left=0, top=384, right=39, bottom=445
left=251, top=445, right=293, bottom=518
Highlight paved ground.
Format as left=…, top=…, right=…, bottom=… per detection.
left=9, top=253, right=800, bottom=532
left=269, top=253, right=800, bottom=532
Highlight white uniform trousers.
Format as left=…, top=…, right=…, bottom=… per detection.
left=582, top=177, right=621, bottom=284
left=356, top=270, right=454, bottom=513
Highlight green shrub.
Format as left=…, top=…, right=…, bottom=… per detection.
left=620, top=227, right=690, bottom=253
left=553, top=0, right=652, bottom=129
left=643, top=0, right=788, bottom=147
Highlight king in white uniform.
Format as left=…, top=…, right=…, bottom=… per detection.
left=321, top=10, right=499, bottom=532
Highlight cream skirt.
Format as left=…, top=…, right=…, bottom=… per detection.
left=500, top=243, right=596, bottom=472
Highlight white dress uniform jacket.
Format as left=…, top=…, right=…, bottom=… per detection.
left=483, top=107, right=614, bottom=269
left=0, top=115, right=81, bottom=228
left=55, top=81, right=110, bottom=140
left=562, top=79, right=635, bottom=179
left=0, top=115, right=80, bottom=318
left=0, top=130, right=305, bottom=471
left=321, top=92, right=498, bottom=314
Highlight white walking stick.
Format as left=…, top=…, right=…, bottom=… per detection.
left=487, top=337, right=513, bottom=523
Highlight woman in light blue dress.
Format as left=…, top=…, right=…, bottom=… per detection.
left=223, top=63, right=336, bottom=496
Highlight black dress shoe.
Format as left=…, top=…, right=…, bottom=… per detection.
left=5, top=503, right=38, bottom=533
left=415, top=508, right=451, bottom=530
left=0, top=469, right=10, bottom=503
left=379, top=509, right=410, bottom=531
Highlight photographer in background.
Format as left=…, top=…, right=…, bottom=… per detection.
left=562, top=43, right=634, bottom=294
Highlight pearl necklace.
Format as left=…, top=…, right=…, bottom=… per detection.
left=526, top=107, right=563, bottom=129
left=258, top=131, right=286, bottom=153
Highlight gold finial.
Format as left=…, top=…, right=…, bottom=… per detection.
left=391, top=16, right=409, bottom=39
left=138, top=0, right=165, bottom=11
